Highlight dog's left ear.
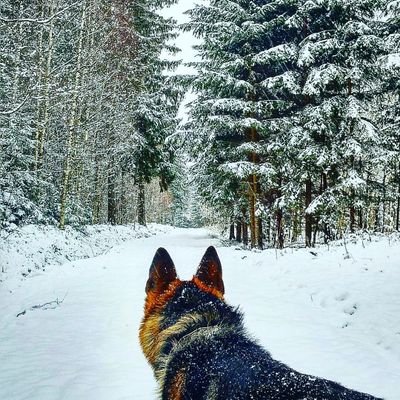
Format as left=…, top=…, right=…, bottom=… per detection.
left=146, top=248, right=178, bottom=294
left=194, top=246, right=224, bottom=295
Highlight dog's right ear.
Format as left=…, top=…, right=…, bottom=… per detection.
left=146, top=248, right=177, bottom=294
left=193, top=246, right=224, bottom=296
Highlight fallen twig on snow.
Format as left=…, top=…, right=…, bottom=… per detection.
left=16, top=292, right=68, bottom=317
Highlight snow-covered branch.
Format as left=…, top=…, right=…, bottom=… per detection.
left=0, top=94, right=30, bottom=115
left=0, top=2, right=79, bottom=24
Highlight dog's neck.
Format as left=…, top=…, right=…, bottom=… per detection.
left=152, top=308, right=243, bottom=386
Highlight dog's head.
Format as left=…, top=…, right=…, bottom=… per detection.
left=139, top=246, right=224, bottom=365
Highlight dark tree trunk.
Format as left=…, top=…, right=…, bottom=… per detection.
left=137, top=181, right=146, bottom=226
left=276, top=208, right=284, bottom=249
left=257, top=218, right=263, bottom=249
left=396, top=176, right=400, bottom=231
left=242, top=220, right=248, bottom=246
left=358, top=209, right=363, bottom=230
left=236, top=220, right=242, bottom=243
left=248, top=173, right=257, bottom=248
left=320, top=173, right=330, bottom=243
left=312, top=219, right=318, bottom=247
left=349, top=203, right=356, bottom=233
left=382, top=172, right=386, bottom=233
left=107, top=168, right=117, bottom=225
left=229, top=224, right=235, bottom=241
left=305, top=177, right=312, bottom=247
left=374, top=200, right=380, bottom=232
left=266, top=216, right=271, bottom=244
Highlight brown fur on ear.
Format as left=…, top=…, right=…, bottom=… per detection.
left=193, top=246, right=224, bottom=296
left=146, top=248, right=178, bottom=294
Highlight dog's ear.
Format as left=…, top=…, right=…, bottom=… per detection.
left=146, top=248, right=177, bottom=294
left=194, top=246, right=224, bottom=295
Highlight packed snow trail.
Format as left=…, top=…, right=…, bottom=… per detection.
left=0, top=228, right=219, bottom=400
left=0, top=228, right=398, bottom=399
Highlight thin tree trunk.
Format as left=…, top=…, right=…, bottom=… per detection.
left=59, top=0, right=87, bottom=229
left=242, top=209, right=248, bottom=246
left=137, top=181, right=146, bottom=226
left=305, top=177, right=312, bottom=247
left=229, top=224, right=235, bottom=241
left=35, top=0, right=55, bottom=171
left=248, top=174, right=257, bottom=247
left=276, top=208, right=284, bottom=249
left=34, top=2, right=46, bottom=170
left=292, top=210, right=299, bottom=242
left=107, top=164, right=117, bottom=225
left=92, top=155, right=101, bottom=224
left=266, top=216, right=271, bottom=244
left=321, top=172, right=331, bottom=242
left=349, top=197, right=356, bottom=233
left=257, top=218, right=263, bottom=249
left=396, top=183, right=400, bottom=231
left=382, top=171, right=386, bottom=233
left=236, top=219, right=242, bottom=243
left=396, top=163, right=400, bottom=231
left=247, top=127, right=261, bottom=248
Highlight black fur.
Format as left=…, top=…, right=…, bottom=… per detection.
left=159, top=282, right=383, bottom=400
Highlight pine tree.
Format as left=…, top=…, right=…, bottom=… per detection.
left=288, top=0, right=392, bottom=240
left=184, top=0, right=302, bottom=248
left=378, top=0, right=400, bottom=231
left=185, top=0, right=398, bottom=245
left=110, top=0, right=182, bottom=226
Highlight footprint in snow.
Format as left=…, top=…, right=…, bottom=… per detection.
left=335, top=292, right=349, bottom=302
left=343, top=303, right=358, bottom=316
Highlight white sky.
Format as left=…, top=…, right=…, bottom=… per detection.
left=160, top=1, right=207, bottom=121
left=160, top=0, right=203, bottom=75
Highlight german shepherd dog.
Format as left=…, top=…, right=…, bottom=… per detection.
left=139, top=246, right=383, bottom=400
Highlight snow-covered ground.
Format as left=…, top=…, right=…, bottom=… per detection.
left=0, top=226, right=399, bottom=399
left=0, top=224, right=172, bottom=282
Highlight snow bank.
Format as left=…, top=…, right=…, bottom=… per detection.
left=0, top=224, right=172, bottom=284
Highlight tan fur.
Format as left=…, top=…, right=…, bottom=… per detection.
left=192, top=276, right=224, bottom=299
left=140, top=307, right=228, bottom=393
left=144, top=279, right=183, bottom=318
left=139, top=312, right=162, bottom=365
left=168, top=368, right=186, bottom=400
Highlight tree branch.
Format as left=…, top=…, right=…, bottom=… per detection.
left=0, top=2, right=80, bottom=24
left=16, top=292, right=68, bottom=317
left=0, top=93, right=30, bottom=115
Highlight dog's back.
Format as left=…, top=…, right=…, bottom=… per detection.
left=140, top=247, right=383, bottom=400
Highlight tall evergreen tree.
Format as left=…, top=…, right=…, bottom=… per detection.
left=184, top=0, right=398, bottom=246
left=288, top=0, right=392, bottom=241
left=184, top=0, right=301, bottom=248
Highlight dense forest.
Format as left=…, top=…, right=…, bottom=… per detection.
left=1, top=0, right=400, bottom=248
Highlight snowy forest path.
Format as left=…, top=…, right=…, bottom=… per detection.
left=0, top=228, right=399, bottom=399
left=0, top=227, right=220, bottom=400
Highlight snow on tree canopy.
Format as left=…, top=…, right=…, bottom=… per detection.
left=253, top=43, right=298, bottom=65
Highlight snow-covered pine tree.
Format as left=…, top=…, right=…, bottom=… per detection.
left=110, top=0, right=182, bottom=226
left=287, top=0, right=391, bottom=241
left=377, top=0, right=400, bottom=231
left=184, top=0, right=302, bottom=248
